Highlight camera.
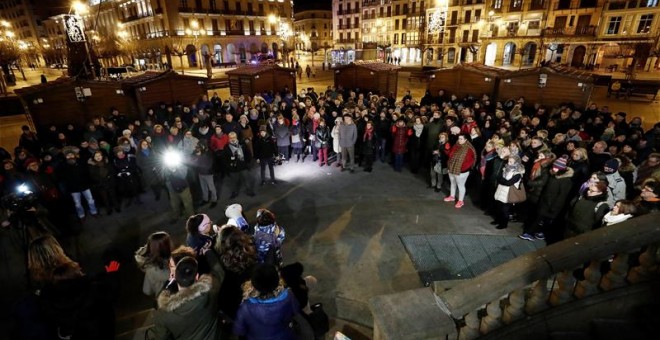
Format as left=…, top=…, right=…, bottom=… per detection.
left=1, top=184, right=38, bottom=213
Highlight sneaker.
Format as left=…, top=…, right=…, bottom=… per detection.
left=518, top=233, right=535, bottom=241
left=443, top=196, right=455, bottom=202
left=454, top=200, right=464, bottom=208
left=534, top=232, right=545, bottom=240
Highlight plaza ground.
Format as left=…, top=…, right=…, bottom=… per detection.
left=0, top=62, right=658, bottom=339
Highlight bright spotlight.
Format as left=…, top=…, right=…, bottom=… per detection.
left=16, top=184, right=32, bottom=195
left=163, top=149, right=183, bottom=168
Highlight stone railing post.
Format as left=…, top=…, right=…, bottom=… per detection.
left=479, top=300, right=503, bottom=334
left=502, top=289, right=526, bottom=324
left=628, top=245, right=659, bottom=283
left=549, top=270, right=576, bottom=306
left=458, top=310, right=481, bottom=340
left=601, top=253, right=630, bottom=291
left=525, top=279, right=550, bottom=315
left=574, top=260, right=602, bottom=299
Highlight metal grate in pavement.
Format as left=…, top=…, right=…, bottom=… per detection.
left=400, top=234, right=545, bottom=286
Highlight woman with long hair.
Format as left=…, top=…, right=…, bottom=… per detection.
left=26, top=235, right=117, bottom=340
left=185, top=213, right=215, bottom=256
left=444, top=134, right=477, bottom=208
left=213, top=225, right=258, bottom=320
left=134, top=231, right=173, bottom=297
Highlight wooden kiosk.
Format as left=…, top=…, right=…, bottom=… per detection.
left=333, top=61, right=400, bottom=96
left=226, top=64, right=297, bottom=97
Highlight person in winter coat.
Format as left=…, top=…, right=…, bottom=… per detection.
left=253, top=208, right=286, bottom=267
left=163, top=158, right=194, bottom=224
left=152, top=251, right=225, bottom=340
left=57, top=149, right=98, bottom=220
left=361, top=120, right=377, bottom=172
left=112, top=146, right=143, bottom=206
left=254, top=125, right=278, bottom=186
left=431, top=132, right=450, bottom=193
left=424, top=111, right=444, bottom=166
left=220, top=132, right=255, bottom=199
left=519, top=155, right=574, bottom=241
left=190, top=145, right=217, bottom=207
left=521, top=149, right=555, bottom=230
left=88, top=151, right=121, bottom=215
left=565, top=180, right=609, bottom=238
left=443, top=134, right=477, bottom=208
left=339, top=114, right=358, bottom=172
left=213, top=225, right=258, bottom=322
left=603, top=158, right=627, bottom=207
left=409, top=116, right=425, bottom=173
left=134, top=231, right=173, bottom=298
left=136, top=139, right=164, bottom=201
left=391, top=118, right=412, bottom=172
left=331, top=117, right=343, bottom=167
left=492, top=155, right=525, bottom=229
left=233, top=263, right=300, bottom=340
left=272, top=115, right=291, bottom=162
left=290, top=114, right=305, bottom=162
left=315, top=118, right=331, bottom=166
left=185, top=213, right=216, bottom=257
left=25, top=235, right=118, bottom=340
left=238, top=115, right=254, bottom=159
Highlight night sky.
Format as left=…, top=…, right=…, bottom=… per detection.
left=294, top=0, right=332, bottom=11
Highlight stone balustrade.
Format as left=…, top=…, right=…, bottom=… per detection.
left=370, top=213, right=660, bottom=340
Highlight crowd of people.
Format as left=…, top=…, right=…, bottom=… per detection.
left=2, top=81, right=659, bottom=339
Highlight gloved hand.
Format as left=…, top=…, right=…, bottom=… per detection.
left=105, top=261, right=120, bottom=273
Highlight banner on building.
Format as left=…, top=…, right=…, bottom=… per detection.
left=64, top=15, right=86, bottom=43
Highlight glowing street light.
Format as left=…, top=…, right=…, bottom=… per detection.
left=5, top=30, right=15, bottom=39
left=0, top=20, right=9, bottom=28
left=72, top=1, right=89, bottom=15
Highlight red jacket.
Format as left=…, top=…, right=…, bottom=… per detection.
left=391, top=125, right=412, bottom=154
left=209, top=134, right=229, bottom=152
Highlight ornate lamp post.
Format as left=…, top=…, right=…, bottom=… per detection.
left=185, top=19, right=205, bottom=69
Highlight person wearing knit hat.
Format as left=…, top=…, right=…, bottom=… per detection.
left=552, top=155, right=568, bottom=172
left=604, top=158, right=626, bottom=207
left=233, top=263, right=301, bottom=340
left=519, top=154, right=574, bottom=242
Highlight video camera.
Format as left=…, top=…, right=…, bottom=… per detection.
left=1, top=184, right=38, bottom=213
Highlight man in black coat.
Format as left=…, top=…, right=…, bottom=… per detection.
left=220, top=132, right=254, bottom=199
left=253, top=125, right=278, bottom=186
left=57, top=149, right=98, bottom=220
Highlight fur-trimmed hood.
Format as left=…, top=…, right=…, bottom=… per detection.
left=157, top=274, right=213, bottom=313
left=554, top=167, right=574, bottom=179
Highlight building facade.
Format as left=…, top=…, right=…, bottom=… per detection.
left=0, top=0, right=45, bottom=65
left=293, top=9, right=333, bottom=66
left=330, top=0, right=658, bottom=70
left=40, top=0, right=295, bottom=70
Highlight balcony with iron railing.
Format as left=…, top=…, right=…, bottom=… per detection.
left=371, top=213, right=660, bottom=340
left=542, top=26, right=596, bottom=37
left=336, top=38, right=356, bottom=43
left=121, top=11, right=153, bottom=23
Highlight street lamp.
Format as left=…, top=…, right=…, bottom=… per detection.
left=270, top=15, right=293, bottom=67
left=186, top=19, right=205, bottom=69
left=69, top=0, right=96, bottom=78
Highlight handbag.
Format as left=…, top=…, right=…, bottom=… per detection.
left=507, top=181, right=527, bottom=203
left=433, top=162, right=443, bottom=174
